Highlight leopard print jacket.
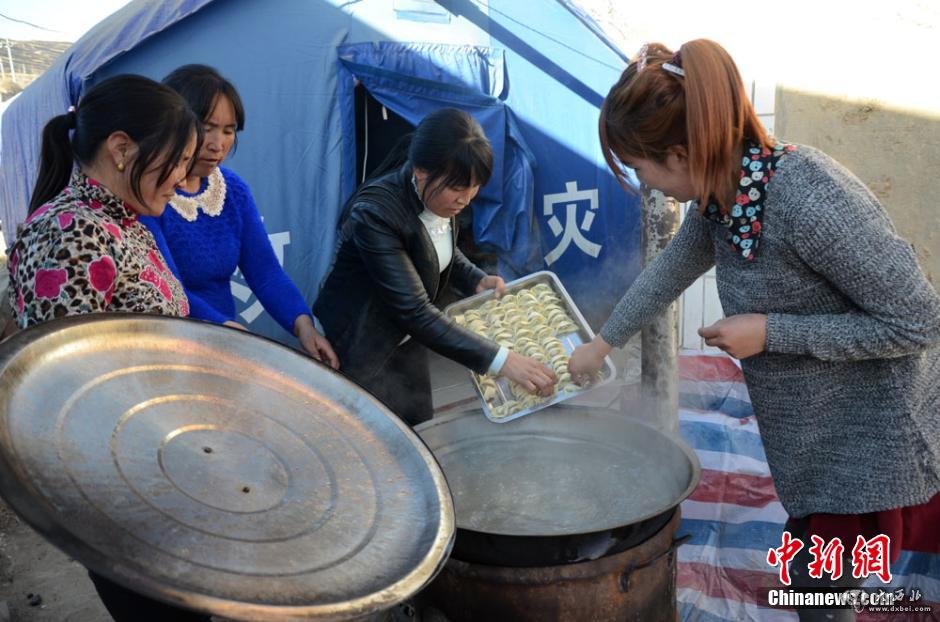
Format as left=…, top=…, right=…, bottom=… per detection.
left=8, top=172, right=189, bottom=328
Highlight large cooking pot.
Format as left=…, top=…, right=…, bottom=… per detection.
left=415, top=405, right=700, bottom=567
left=0, top=314, right=454, bottom=621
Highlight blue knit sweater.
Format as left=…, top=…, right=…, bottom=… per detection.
left=141, top=167, right=310, bottom=335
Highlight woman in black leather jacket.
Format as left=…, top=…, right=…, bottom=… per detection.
left=315, top=108, right=555, bottom=425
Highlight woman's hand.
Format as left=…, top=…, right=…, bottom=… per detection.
left=568, top=335, right=613, bottom=384
left=476, top=275, right=507, bottom=298
left=294, top=315, right=340, bottom=369
left=698, top=314, right=767, bottom=359
left=500, top=351, right=557, bottom=396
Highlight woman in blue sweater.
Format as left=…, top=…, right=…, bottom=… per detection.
left=143, top=64, right=338, bottom=367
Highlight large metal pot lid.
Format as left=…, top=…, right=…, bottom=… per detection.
left=0, top=314, right=454, bottom=621
left=415, top=405, right=700, bottom=538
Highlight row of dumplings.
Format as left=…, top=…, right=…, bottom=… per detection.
left=454, top=283, right=580, bottom=348
left=453, top=282, right=590, bottom=419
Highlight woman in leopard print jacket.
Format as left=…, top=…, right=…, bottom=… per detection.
left=9, top=74, right=200, bottom=328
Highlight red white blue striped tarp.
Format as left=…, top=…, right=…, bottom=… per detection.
left=677, top=351, right=940, bottom=622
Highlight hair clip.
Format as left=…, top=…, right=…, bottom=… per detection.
left=633, top=43, right=650, bottom=72
left=662, top=63, right=685, bottom=77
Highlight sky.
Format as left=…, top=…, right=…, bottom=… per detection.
left=0, top=0, right=130, bottom=42
left=1, top=0, right=938, bottom=115
left=577, top=0, right=940, bottom=117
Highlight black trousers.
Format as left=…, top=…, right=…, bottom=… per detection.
left=88, top=571, right=210, bottom=622
left=353, top=338, right=433, bottom=427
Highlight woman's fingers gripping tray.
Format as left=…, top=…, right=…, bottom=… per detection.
left=501, top=351, right=557, bottom=396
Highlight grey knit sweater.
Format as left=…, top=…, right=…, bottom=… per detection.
left=600, top=145, right=940, bottom=518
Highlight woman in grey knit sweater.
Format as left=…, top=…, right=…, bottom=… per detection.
left=569, top=39, right=940, bottom=619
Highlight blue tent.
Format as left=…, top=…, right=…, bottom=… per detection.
left=0, top=0, right=641, bottom=341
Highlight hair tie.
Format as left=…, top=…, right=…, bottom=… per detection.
left=65, top=105, right=78, bottom=129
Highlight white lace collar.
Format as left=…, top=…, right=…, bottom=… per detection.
left=168, top=167, right=227, bottom=221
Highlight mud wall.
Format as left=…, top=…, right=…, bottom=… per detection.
left=775, top=89, right=940, bottom=288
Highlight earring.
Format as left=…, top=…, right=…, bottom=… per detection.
left=117, top=161, right=125, bottom=172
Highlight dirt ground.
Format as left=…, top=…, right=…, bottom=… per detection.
left=0, top=497, right=441, bottom=622
left=0, top=501, right=110, bottom=621
left=0, top=262, right=102, bottom=621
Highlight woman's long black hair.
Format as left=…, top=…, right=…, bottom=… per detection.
left=28, top=74, right=201, bottom=214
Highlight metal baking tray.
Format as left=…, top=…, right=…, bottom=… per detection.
left=444, top=270, right=616, bottom=423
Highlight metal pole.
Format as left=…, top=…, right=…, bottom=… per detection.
left=638, top=186, right=681, bottom=433
left=4, top=40, right=16, bottom=82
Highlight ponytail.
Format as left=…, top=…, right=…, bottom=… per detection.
left=680, top=39, right=771, bottom=207
left=338, top=133, right=413, bottom=227
left=600, top=39, right=771, bottom=210
left=28, top=112, right=77, bottom=214
left=26, top=75, right=200, bottom=217
left=368, top=132, right=413, bottom=181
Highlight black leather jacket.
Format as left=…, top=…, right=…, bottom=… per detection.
left=314, top=165, right=499, bottom=382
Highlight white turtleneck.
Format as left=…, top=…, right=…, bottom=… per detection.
left=418, top=207, right=453, bottom=270
left=413, top=207, right=508, bottom=375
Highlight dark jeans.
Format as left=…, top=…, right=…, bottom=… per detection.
left=354, top=338, right=433, bottom=427
left=88, top=571, right=210, bottom=622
